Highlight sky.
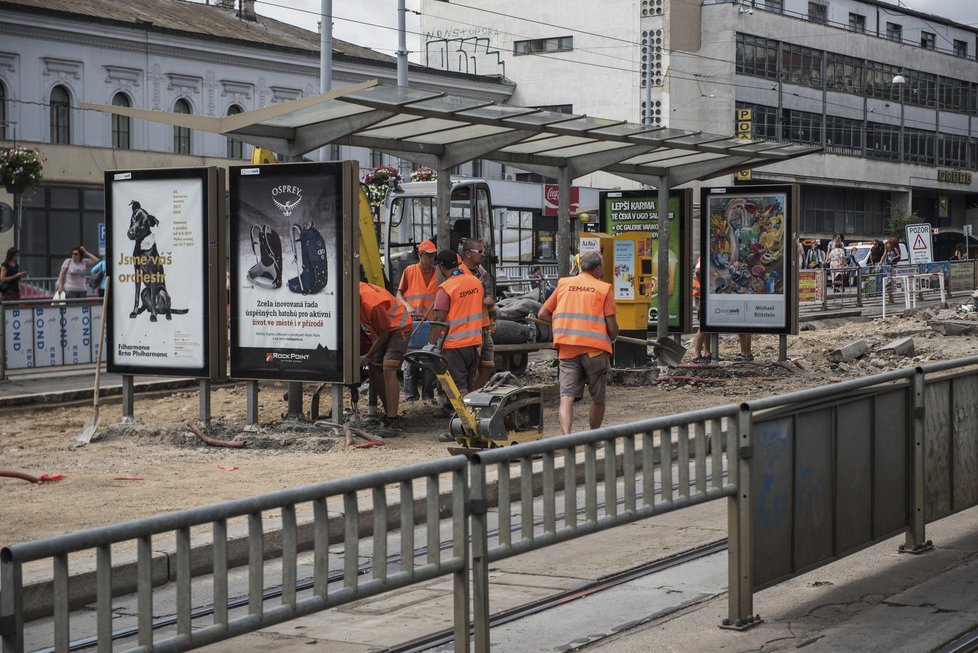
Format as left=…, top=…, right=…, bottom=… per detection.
left=246, top=0, right=978, bottom=55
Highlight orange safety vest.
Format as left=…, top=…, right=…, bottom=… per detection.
left=400, top=263, right=438, bottom=315
left=359, top=281, right=411, bottom=335
left=461, top=264, right=491, bottom=327
left=692, top=257, right=701, bottom=299
left=440, top=271, right=484, bottom=349
left=551, top=273, right=613, bottom=354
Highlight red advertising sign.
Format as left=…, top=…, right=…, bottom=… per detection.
left=543, top=184, right=580, bottom=217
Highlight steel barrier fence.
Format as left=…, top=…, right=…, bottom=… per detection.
left=6, top=357, right=978, bottom=651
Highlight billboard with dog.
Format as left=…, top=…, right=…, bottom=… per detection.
left=105, top=167, right=226, bottom=377
left=229, top=161, right=359, bottom=383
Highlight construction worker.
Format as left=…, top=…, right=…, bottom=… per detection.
left=537, top=250, right=618, bottom=434
left=460, top=237, right=497, bottom=391
left=359, top=281, right=412, bottom=428
left=396, top=239, right=438, bottom=402
left=427, top=249, right=484, bottom=428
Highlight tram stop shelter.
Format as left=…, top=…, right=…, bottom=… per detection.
left=83, top=78, right=820, bottom=338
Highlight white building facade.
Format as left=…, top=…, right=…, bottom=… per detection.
left=420, top=0, right=978, bottom=249
left=0, top=0, right=514, bottom=275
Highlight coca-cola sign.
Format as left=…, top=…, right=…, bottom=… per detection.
left=543, top=184, right=580, bottom=217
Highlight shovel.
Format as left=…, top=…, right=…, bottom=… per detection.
left=77, top=279, right=109, bottom=445
left=527, top=316, right=686, bottom=366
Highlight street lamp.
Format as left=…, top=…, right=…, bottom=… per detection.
left=892, top=73, right=906, bottom=162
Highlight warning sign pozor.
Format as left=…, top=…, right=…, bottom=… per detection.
left=905, top=223, right=933, bottom=264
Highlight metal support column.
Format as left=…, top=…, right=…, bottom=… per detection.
left=286, top=382, right=304, bottom=420
left=246, top=380, right=259, bottom=426
left=778, top=335, right=787, bottom=362
left=901, top=367, right=932, bottom=554
left=0, top=555, right=24, bottom=653
left=470, top=458, right=490, bottom=652
left=656, top=178, right=671, bottom=340
left=724, top=403, right=760, bottom=629
left=331, top=383, right=344, bottom=425
left=710, top=333, right=719, bottom=362
left=199, top=379, right=211, bottom=426
left=122, top=375, right=134, bottom=420
left=436, top=165, right=451, bottom=251
left=556, top=167, right=571, bottom=278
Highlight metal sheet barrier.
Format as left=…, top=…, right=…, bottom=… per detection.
left=1, top=299, right=103, bottom=377
left=6, top=357, right=978, bottom=650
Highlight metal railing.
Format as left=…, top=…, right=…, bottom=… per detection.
left=6, top=358, right=978, bottom=651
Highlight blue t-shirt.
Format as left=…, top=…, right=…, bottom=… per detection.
left=90, top=260, right=106, bottom=290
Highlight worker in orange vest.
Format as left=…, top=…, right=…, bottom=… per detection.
left=459, top=237, right=498, bottom=391
left=359, top=281, right=412, bottom=428
left=396, top=239, right=439, bottom=402
left=428, top=249, right=485, bottom=430
left=536, top=250, right=619, bottom=434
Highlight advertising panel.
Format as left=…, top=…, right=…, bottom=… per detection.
left=598, top=189, right=691, bottom=332
left=3, top=302, right=101, bottom=370
left=105, top=167, right=225, bottom=378
left=229, top=161, right=358, bottom=383
left=700, top=186, right=798, bottom=334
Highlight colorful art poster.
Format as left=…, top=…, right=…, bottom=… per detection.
left=229, top=161, right=358, bottom=383
left=613, top=239, right=635, bottom=300
left=106, top=168, right=218, bottom=376
left=701, top=187, right=795, bottom=333
left=599, top=190, right=689, bottom=330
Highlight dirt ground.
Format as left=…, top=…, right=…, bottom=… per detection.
left=2, top=307, right=977, bottom=546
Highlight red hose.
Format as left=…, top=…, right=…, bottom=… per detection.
left=0, top=469, right=40, bottom=483
left=186, top=421, right=247, bottom=448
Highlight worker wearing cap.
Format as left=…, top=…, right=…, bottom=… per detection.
left=537, top=250, right=618, bottom=434
left=459, top=237, right=497, bottom=390
left=397, top=239, right=439, bottom=316
left=428, top=249, right=484, bottom=409
left=397, top=240, right=439, bottom=402
left=359, top=281, right=412, bottom=427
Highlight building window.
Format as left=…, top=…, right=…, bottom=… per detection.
left=20, top=186, right=104, bottom=277
left=825, top=53, right=863, bottom=92
left=781, top=108, right=822, bottom=145
left=735, top=102, right=779, bottom=141
left=920, top=32, right=935, bottom=50
left=513, top=36, right=573, bottom=56
left=50, top=85, right=71, bottom=144
left=0, top=81, right=6, bottom=140
left=939, top=133, right=970, bottom=169
left=765, top=0, right=783, bottom=11
left=866, top=122, right=900, bottom=161
left=173, top=99, right=191, bottom=155
left=226, top=105, right=243, bottom=159
left=781, top=43, right=822, bottom=88
left=807, top=2, right=827, bottom=25
left=825, top=115, right=863, bottom=154
left=848, top=13, right=865, bottom=33
left=953, top=39, right=968, bottom=57
left=111, top=93, right=131, bottom=150
left=886, top=23, right=902, bottom=42
left=735, top=34, right=779, bottom=80
left=370, top=150, right=383, bottom=168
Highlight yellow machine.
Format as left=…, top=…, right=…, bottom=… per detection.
left=404, top=326, right=545, bottom=453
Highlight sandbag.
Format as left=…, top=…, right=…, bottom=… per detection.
left=492, top=319, right=533, bottom=344
left=496, top=296, right=542, bottom=320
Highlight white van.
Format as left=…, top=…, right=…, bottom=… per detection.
left=850, top=241, right=909, bottom=269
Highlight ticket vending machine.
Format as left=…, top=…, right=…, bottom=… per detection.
left=579, top=232, right=653, bottom=367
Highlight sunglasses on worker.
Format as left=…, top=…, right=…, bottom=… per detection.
left=466, top=248, right=486, bottom=254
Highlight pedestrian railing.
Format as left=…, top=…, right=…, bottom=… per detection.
left=5, top=357, right=978, bottom=651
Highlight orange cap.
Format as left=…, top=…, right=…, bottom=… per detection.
left=418, top=239, right=437, bottom=254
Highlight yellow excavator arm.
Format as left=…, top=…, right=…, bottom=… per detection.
left=358, top=185, right=387, bottom=288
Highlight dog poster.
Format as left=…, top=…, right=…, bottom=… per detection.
left=229, top=161, right=359, bottom=383
left=105, top=167, right=224, bottom=376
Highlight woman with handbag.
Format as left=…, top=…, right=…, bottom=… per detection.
left=0, top=247, right=26, bottom=301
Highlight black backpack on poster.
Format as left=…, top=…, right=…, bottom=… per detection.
left=248, top=224, right=283, bottom=288
left=287, top=223, right=328, bottom=294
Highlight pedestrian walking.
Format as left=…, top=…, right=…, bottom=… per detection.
left=0, top=247, right=26, bottom=302
left=56, top=245, right=99, bottom=299
left=359, top=280, right=413, bottom=428
left=536, top=250, right=619, bottom=434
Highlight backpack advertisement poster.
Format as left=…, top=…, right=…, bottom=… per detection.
left=229, top=161, right=359, bottom=383
left=699, top=185, right=799, bottom=335
left=105, top=167, right=226, bottom=378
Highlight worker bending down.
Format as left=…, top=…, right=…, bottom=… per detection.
left=536, top=251, right=618, bottom=434
left=359, top=281, right=412, bottom=428
left=396, top=239, right=439, bottom=402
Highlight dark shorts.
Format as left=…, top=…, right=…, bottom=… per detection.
left=480, top=327, right=494, bottom=367
left=445, top=345, right=479, bottom=394
left=368, top=331, right=409, bottom=369
left=558, top=352, right=611, bottom=403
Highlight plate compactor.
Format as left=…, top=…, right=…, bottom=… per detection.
left=404, top=327, right=545, bottom=454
